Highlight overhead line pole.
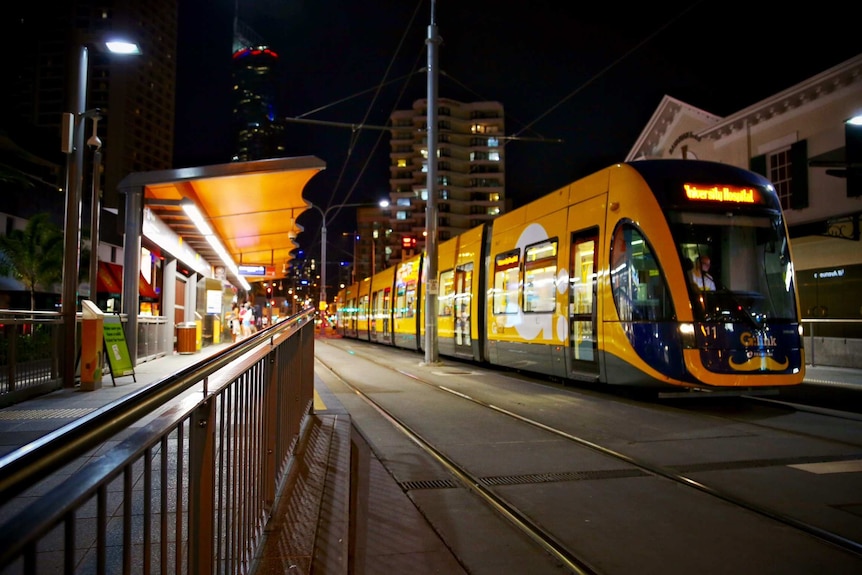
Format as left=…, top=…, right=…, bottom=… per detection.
left=424, top=0, right=441, bottom=365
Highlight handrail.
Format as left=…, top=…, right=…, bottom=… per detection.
left=0, top=309, right=312, bottom=502
left=800, top=317, right=862, bottom=367
left=0, top=307, right=316, bottom=572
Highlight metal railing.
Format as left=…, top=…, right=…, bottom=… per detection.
left=0, top=310, right=64, bottom=406
left=0, top=309, right=316, bottom=574
left=801, top=317, right=862, bottom=368
left=136, top=314, right=172, bottom=362
left=0, top=311, right=173, bottom=408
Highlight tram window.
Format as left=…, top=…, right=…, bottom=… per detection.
left=493, top=250, right=520, bottom=315
left=672, top=211, right=798, bottom=322
left=439, top=269, right=454, bottom=316
left=394, top=284, right=405, bottom=318
left=524, top=240, right=557, bottom=313
left=404, top=281, right=416, bottom=318
left=358, top=295, right=369, bottom=321
left=611, top=223, right=673, bottom=322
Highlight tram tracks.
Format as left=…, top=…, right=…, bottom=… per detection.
left=315, top=340, right=862, bottom=571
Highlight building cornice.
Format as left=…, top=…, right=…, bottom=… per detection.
left=627, top=54, right=862, bottom=160
left=699, top=54, right=862, bottom=140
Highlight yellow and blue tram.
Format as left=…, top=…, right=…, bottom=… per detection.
left=335, top=160, right=805, bottom=390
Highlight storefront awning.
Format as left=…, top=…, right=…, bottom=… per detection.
left=98, top=262, right=122, bottom=295
left=139, top=273, right=158, bottom=301
left=99, top=261, right=159, bottom=300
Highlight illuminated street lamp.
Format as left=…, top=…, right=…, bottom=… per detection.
left=60, top=38, right=141, bottom=387
left=308, top=200, right=389, bottom=313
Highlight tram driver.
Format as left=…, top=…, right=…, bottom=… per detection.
left=689, top=256, right=716, bottom=291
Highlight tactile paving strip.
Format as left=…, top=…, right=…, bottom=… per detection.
left=0, top=408, right=94, bottom=420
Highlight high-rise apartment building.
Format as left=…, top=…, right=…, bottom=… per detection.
left=1, top=1, right=178, bottom=246
left=353, top=206, right=393, bottom=282
left=386, top=98, right=506, bottom=262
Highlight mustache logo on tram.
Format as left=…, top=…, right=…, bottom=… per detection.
left=728, top=331, right=789, bottom=372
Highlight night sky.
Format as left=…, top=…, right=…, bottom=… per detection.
left=174, top=0, right=861, bottom=252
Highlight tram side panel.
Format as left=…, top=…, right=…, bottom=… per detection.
left=485, top=188, right=570, bottom=379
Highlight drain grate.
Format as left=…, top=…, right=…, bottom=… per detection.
left=481, top=468, right=646, bottom=486
left=399, top=478, right=459, bottom=491
left=0, top=408, right=94, bottom=420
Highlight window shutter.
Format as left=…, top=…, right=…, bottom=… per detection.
left=790, top=140, right=809, bottom=209
left=749, top=154, right=766, bottom=176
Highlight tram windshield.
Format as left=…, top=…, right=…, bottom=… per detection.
left=668, top=210, right=798, bottom=324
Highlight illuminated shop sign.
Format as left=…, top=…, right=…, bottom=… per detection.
left=813, top=268, right=845, bottom=279
left=684, top=184, right=759, bottom=204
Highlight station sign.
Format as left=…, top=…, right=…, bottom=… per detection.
left=238, top=264, right=276, bottom=277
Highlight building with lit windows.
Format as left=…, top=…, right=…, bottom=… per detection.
left=231, top=45, right=286, bottom=161
left=386, top=98, right=506, bottom=262
left=353, top=206, right=394, bottom=282
left=1, top=2, right=177, bottom=310
left=2, top=2, right=177, bottom=247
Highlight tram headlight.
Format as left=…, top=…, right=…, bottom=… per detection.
left=679, top=322, right=696, bottom=349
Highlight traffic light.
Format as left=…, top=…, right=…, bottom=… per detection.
left=401, top=235, right=416, bottom=250
left=266, top=284, right=272, bottom=296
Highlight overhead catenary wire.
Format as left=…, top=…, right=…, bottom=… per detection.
left=513, top=0, right=704, bottom=138
left=319, top=0, right=426, bottom=218
left=294, top=0, right=426, bottom=260
left=292, top=0, right=703, bottom=260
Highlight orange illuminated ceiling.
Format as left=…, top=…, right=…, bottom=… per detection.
left=134, top=156, right=325, bottom=283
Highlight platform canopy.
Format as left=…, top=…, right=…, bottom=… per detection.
left=119, top=156, right=325, bottom=285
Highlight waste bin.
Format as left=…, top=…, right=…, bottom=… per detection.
left=176, top=322, right=197, bottom=354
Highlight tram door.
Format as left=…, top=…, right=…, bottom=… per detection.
left=569, top=227, right=599, bottom=374
left=453, top=263, right=473, bottom=351
left=370, top=288, right=390, bottom=342
left=376, top=287, right=391, bottom=344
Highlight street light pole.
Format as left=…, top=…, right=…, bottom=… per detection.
left=87, top=114, right=103, bottom=305
left=60, top=45, right=88, bottom=388
left=309, top=200, right=389, bottom=311
left=60, top=39, right=140, bottom=387
left=320, top=217, right=328, bottom=307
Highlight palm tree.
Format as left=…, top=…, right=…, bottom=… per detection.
left=0, top=213, right=64, bottom=310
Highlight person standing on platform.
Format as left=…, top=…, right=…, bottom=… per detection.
left=229, top=303, right=241, bottom=342
left=240, top=302, right=251, bottom=338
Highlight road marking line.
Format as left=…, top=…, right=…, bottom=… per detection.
left=789, top=460, right=862, bottom=474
